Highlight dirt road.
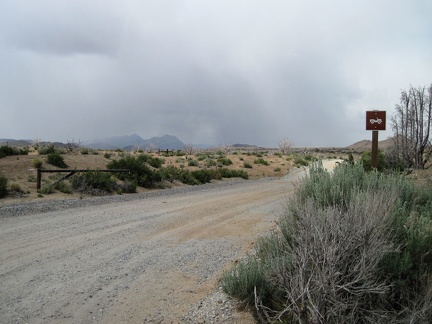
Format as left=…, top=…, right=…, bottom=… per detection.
left=0, top=167, right=309, bottom=323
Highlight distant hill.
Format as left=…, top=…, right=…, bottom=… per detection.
left=0, top=139, right=32, bottom=147
left=86, top=134, right=185, bottom=151
left=347, top=137, right=395, bottom=151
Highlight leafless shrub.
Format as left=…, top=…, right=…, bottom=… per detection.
left=278, top=137, right=294, bottom=155
left=65, top=138, right=81, bottom=153
left=219, top=143, right=232, bottom=154
left=184, top=143, right=195, bottom=156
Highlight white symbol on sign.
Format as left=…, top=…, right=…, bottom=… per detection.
left=370, top=118, right=382, bottom=125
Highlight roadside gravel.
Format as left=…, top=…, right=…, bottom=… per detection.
left=0, top=178, right=274, bottom=218
left=0, top=168, right=309, bottom=323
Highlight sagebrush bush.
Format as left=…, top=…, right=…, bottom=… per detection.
left=136, top=154, right=164, bottom=168
left=217, top=157, right=233, bottom=166
left=0, top=174, right=8, bottom=198
left=9, top=183, right=23, bottom=193
left=188, top=159, right=199, bottom=167
left=191, top=169, right=218, bottom=183
left=107, top=155, right=161, bottom=188
left=71, top=171, right=116, bottom=194
left=114, top=180, right=137, bottom=194
left=254, top=158, right=269, bottom=166
left=293, top=155, right=308, bottom=166
left=222, top=161, right=432, bottom=322
left=33, top=158, right=43, bottom=169
left=361, top=150, right=386, bottom=171
left=158, top=166, right=198, bottom=185
left=55, top=181, right=72, bottom=194
left=46, top=153, right=68, bottom=168
left=218, top=168, right=248, bottom=179
left=205, top=159, right=217, bottom=167
left=39, top=182, right=55, bottom=194
left=243, top=162, right=253, bottom=168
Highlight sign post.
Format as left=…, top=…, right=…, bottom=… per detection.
left=366, top=110, right=386, bottom=169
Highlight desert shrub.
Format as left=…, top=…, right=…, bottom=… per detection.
left=33, top=158, right=43, bottom=169
left=243, top=162, right=253, bottom=168
left=303, top=154, right=316, bottom=161
left=0, top=145, right=28, bottom=158
left=188, top=159, right=199, bottom=167
left=191, top=169, right=218, bottom=183
left=107, top=155, right=161, bottom=188
left=137, top=154, right=165, bottom=168
left=361, top=150, right=386, bottom=171
left=222, top=161, right=432, bottom=322
left=217, top=157, right=233, bottom=166
left=158, top=166, right=198, bottom=185
left=39, top=184, right=55, bottom=194
left=0, top=174, right=8, bottom=198
left=384, top=147, right=407, bottom=171
left=38, top=145, right=57, bottom=155
left=274, top=167, right=281, bottom=172
left=254, top=158, right=269, bottom=166
left=9, top=183, right=23, bottom=193
left=205, top=159, right=217, bottom=167
left=197, top=154, right=207, bottom=161
left=221, top=256, right=272, bottom=306
left=80, top=148, right=89, bottom=155
left=54, top=181, right=72, bottom=194
left=0, top=145, right=14, bottom=157
left=293, top=155, right=309, bottom=167
left=46, top=153, right=68, bottom=168
left=114, top=180, right=137, bottom=194
left=71, top=171, right=116, bottom=194
left=218, top=168, right=249, bottom=179
left=104, top=152, right=111, bottom=159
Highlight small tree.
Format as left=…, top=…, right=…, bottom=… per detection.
left=65, top=139, right=81, bottom=153
left=220, top=143, right=232, bottom=154
left=391, top=84, right=432, bottom=169
left=183, top=143, right=195, bottom=156
left=278, top=137, right=294, bottom=155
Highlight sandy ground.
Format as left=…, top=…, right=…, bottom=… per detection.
left=0, top=163, right=338, bottom=323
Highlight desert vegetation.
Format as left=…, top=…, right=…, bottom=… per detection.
left=0, top=147, right=306, bottom=199
left=221, top=161, right=432, bottom=323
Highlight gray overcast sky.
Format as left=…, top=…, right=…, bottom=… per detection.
left=1, top=1, right=431, bottom=147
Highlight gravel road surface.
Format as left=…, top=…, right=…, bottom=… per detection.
left=0, top=167, right=309, bottom=323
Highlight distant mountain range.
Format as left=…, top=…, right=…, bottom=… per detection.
left=0, top=135, right=397, bottom=151
left=85, top=134, right=186, bottom=151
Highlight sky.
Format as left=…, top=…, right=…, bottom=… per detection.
left=1, top=1, right=431, bottom=148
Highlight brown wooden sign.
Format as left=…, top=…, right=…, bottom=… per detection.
left=366, top=111, right=386, bottom=130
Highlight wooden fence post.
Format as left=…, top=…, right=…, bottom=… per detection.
left=37, top=168, right=41, bottom=191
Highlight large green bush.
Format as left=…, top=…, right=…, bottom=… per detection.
left=136, top=154, right=165, bottom=168
left=46, top=153, right=68, bottom=168
left=0, top=145, right=29, bottom=158
left=361, top=150, right=386, bottom=171
left=107, top=155, right=161, bottom=188
left=158, top=166, right=198, bottom=185
left=222, top=161, right=432, bottom=322
left=71, top=171, right=116, bottom=194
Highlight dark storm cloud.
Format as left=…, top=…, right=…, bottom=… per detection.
left=1, top=0, right=431, bottom=147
